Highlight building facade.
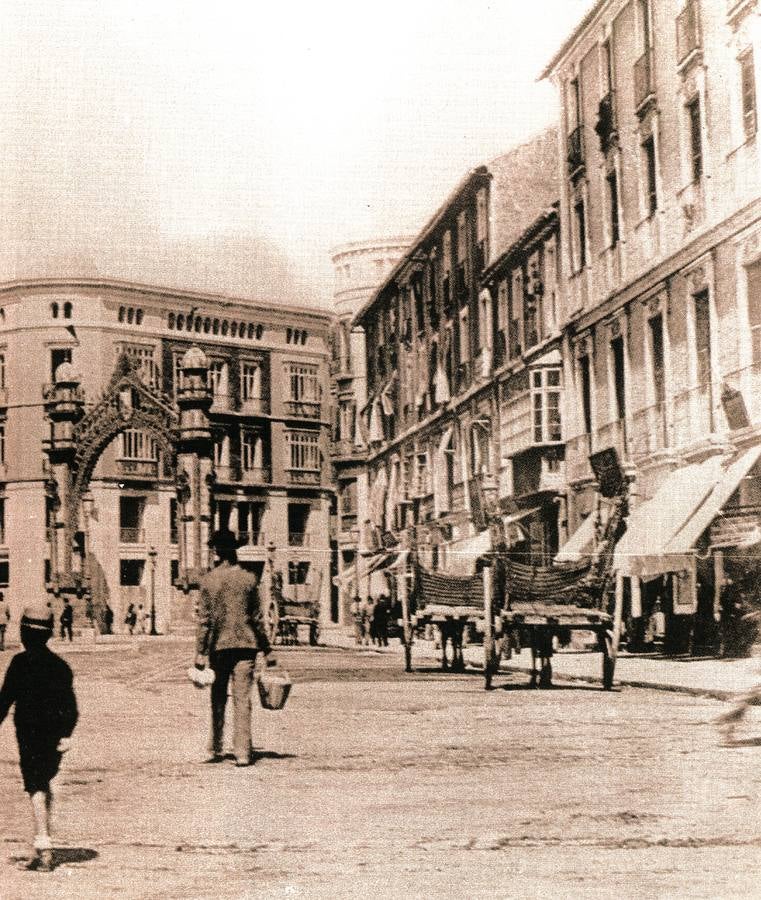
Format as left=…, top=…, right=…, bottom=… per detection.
left=0, top=278, right=333, bottom=636
left=329, top=238, right=411, bottom=623
left=353, top=131, right=559, bottom=584
left=543, top=0, right=761, bottom=652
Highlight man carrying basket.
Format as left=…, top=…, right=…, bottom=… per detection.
left=194, top=529, right=277, bottom=767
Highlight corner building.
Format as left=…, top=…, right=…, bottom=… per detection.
left=543, top=0, right=761, bottom=652
left=0, top=279, right=333, bottom=635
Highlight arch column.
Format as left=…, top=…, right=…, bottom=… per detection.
left=176, top=348, right=214, bottom=589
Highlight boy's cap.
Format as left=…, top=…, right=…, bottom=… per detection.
left=20, top=603, right=54, bottom=632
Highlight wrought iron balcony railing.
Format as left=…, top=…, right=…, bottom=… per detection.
left=283, top=400, right=321, bottom=419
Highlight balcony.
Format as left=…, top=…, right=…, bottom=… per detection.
left=287, top=468, right=320, bottom=486
left=240, top=466, right=270, bottom=486
left=565, top=432, right=593, bottom=484
left=283, top=400, right=321, bottom=419
left=117, top=458, right=159, bottom=479
left=214, top=464, right=238, bottom=484
left=634, top=50, right=655, bottom=112
left=331, top=440, right=367, bottom=460
left=672, top=383, right=715, bottom=448
left=236, top=530, right=266, bottom=547
left=119, top=527, right=145, bottom=544
left=676, top=0, right=701, bottom=67
left=210, top=392, right=233, bottom=412
left=629, top=402, right=670, bottom=459
left=567, top=124, right=585, bottom=176
left=595, top=417, right=630, bottom=462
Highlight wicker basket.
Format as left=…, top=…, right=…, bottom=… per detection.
left=257, top=669, right=292, bottom=710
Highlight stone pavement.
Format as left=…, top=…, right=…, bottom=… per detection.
left=322, top=627, right=761, bottom=701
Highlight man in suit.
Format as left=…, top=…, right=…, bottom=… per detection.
left=195, top=529, right=276, bottom=766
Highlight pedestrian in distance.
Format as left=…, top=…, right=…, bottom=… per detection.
left=59, top=598, right=73, bottom=642
left=103, top=604, right=114, bottom=635
left=0, top=603, right=78, bottom=872
left=135, top=603, right=146, bottom=635
left=350, top=595, right=364, bottom=646
left=194, top=529, right=277, bottom=767
left=373, top=594, right=390, bottom=648
left=0, top=592, right=10, bottom=651
left=125, top=602, right=137, bottom=635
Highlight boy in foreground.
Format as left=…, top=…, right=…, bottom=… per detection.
left=0, top=603, right=78, bottom=872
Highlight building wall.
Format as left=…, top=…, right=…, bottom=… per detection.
left=0, top=280, right=334, bottom=638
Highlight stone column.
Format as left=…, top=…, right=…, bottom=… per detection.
left=176, top=347, right=213, bottom=591
left=42, top=363, right=85, bottom=595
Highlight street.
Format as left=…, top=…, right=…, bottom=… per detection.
left=2, top=639, right=761, bottom=898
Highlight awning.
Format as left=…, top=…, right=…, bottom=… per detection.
left=364, top=551, right=400, bottom=575
left=663, top=444, right=761, bottom=557
left=502, top=506, right=540, bottom=546
left=613, top=456, right=725, bottom=578
left=555, top=501, right=613, bottom=564
left=444, top=529, right=492, bottom=576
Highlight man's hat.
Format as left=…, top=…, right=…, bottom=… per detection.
left=20, top=603, right=54, bottom=632
left=208, top=528, right=241, bottom=550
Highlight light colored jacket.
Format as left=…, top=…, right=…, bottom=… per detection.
left=196, top=562, right=271, bottom=657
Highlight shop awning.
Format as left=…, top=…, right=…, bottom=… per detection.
left=502, top=506, right=540, bottom=546
left=663, top=444, right=761, bottom=558
left=555, top=500, right=613, bottom=564
left=613, top=456, right=724, bottom=578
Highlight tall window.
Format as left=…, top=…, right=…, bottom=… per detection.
left=531, top=368, right=563, bottom=443
left=458, top=307, right=470, bottom=364
left=120, top=429, right=159, bottom=461
left=694, top=291, right=712, bottom=386
left=0, top=424, right=5, bottom=465
left=579, top=354, right=593, bottom=435
left=241, top=430, right=262, bottom=471
left=747, top=260, right=761, bottom=365
left=172, top=352, right=185, bottom=397
left=287, top=364, right=318, bottom=402
left=610, top=335, right=626, bottom=421
left=50, top=347, right=73, bottom=382
left=123, top=344, right=158, bottom=386
left=649, top=314, right=666, bottom=405
left=286, top=430, right=320, bottom=471
left=0, top=353, right=5, bottom=390
left=606, top=169, right=620, bottom=247
left=209, top=359, right=228, bottom=399
left=240, top=361, right=262, bottom=402
left=642, top=135, right=658, bottom=216
left=0, top=498, right=5, bottom=543
left=214, top=435, right=229, bottom=467
left=741, top=49, right=757, bottom=140
left=687, top=96, right=703, bottom=182
left=574, top=199, right=587, bottom=270
left=602, top=38, right=613, bottom=96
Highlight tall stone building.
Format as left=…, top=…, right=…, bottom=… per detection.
left=542, top=0, right=761, bottom=652
left=329, top=238, right=410, bottom=623
left=0, top=278, right=333, bottom=636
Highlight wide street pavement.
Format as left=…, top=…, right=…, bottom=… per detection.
left=1, top=639, right=761, bottom=899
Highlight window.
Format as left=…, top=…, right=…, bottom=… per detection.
left=475, top=188, right=488, bottom=270
left=694, top=290, right=712, bottom=386
left=50, top=347, right=72, bottom=382
left=687, top=96, right=703, bottom=182
left=458, top=307, right=470, bottom=364
left=63, top=302, right=73, bottom=319
left=607, top=169, right=620, bottom=247
left=531, top=368, right=563, bottom=444
left=120, top=559, right=144, bottom=587
left=286, top=430, right=320, bottom=471
left=741, top=49, right=757, bottom=140
left=170, top=498, right=178, bottom=544
left=642, top=135, right=658, bottom=216
left=51, top=302, right=59, bottom=319
left=0, top=498, right=5, bottom=543
left=288, top=504, right=310, bottom=546
left=172, top=352, right=185, bottom=397
left=747, top=260, right=761, bottom=365
left=610, top=335, right=626, bottom=420
left=209, top=360, right=228, bottom=399
left=120, top=429, right=159, bottom=461
left=240, top=361, right=262, bottom=402
left=0, top=353, right=5, bottom=391
left=579, top=354, right=593, bottom=435
left=509, top=269, right=523, bottom=357
left=119, top=497, right=144, bottom=543
left=213, top=434, right=229, bottom=467
left=288, top=560, right=310, bottom=586
left=602, top=38, right=613, bottom=95
left=0, top=424, right=4, bottom=466
left=123, top=344, right=158, bottom=386
left=241, top=430, right=262, bottom=471
left=287, top=364, right=318, bottom=402
left=649, top=314, right=666, bottom=405
left=573, top=199, right=587, bottom=270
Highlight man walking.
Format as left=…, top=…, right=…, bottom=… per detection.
left=0, top=593, right=9, bottom=651
left=59, top=599, right=73, bottom=643
left=194, top=529, right=276, bottom=767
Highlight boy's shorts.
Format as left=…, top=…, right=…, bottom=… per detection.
left=18, top=742, right=62, bottom=794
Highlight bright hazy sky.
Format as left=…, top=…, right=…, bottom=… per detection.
left=0, top=0, right=591, bottom=308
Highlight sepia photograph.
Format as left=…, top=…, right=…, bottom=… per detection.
left=0, top=0, right=760, bottom=896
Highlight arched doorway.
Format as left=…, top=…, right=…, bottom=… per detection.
left=42, top=349, right=214, bottom=632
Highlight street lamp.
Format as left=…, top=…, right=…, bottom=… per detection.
left=148, top=545, right=158, bottom=636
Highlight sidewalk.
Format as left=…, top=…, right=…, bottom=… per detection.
left=321, top=626, right=761, bottom=700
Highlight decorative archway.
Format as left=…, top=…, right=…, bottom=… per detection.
left=42, top=349, right=214, bottom=610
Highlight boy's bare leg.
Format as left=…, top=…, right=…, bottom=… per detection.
left=29, top=790, right=53, bottom=869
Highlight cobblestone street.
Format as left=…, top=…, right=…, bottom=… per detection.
left=1, top=640, right=761, bottom=898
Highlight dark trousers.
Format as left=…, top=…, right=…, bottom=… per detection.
left=60, top=622, right=73, bottom=642
left=209, top=649, right=258, bottom=763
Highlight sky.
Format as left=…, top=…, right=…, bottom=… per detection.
left=0, top=0, right=591, bottom=309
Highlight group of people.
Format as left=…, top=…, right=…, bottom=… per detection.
left=350, top=594, right=392, bottom=648
left=124, top=602, right=150, bottom=635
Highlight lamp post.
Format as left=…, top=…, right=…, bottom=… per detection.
left=148, top=545, right=158, bottom=636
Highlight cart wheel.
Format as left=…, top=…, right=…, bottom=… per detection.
left=309, top=622, right=319, bottom=646
left=602, top=653, right=615, bottom=690
left=263, top=599, right=279, bottom=644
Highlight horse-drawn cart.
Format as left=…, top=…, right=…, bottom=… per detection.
left=265, top=571, right=321, bottom=646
